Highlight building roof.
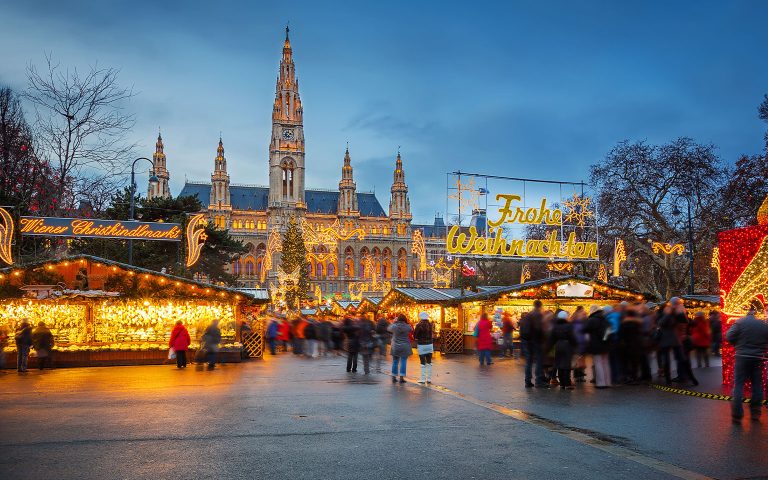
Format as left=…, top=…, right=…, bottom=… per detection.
left=179, top=182, right=387, bottom=217
left=680, top=295, right=720, bottom=306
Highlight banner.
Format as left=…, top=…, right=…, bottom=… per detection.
left=19, top=217, right=182, bottom=241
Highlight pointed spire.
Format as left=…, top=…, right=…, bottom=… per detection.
left=338, top=145, right=358, bottom=216
left=215, top=136, right=226, bottom=172
left=155, top=130, right=164, bottom=153
left=284, top=23, right=291, bottom=48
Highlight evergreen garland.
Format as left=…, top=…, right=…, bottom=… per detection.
left=280, top=217, right=310, bottom=309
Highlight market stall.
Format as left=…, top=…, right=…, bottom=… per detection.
left=0, top=255, right=269, bottom=368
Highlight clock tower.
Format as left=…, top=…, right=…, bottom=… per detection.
left=268, top=25, right=306, bottom=219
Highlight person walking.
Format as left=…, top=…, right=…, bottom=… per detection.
left=278, top=318, right=291, bottom=352
left=201, top=319, right=222, bottom=370
left=709, top=310, right=723, bottom=357
left=658, top=299, right=698, bottom=386
left=375, top=316, right=391, bottom=357
left=317, top=318, right=332, bottom=357
left=0, top=323, right=8, bottom=370
left=584, top=305, right=611, bottom=388
left=500, top=311, right=516, bottom=358
left=14, top=319, right=33, bottom=373
left=475, top=313, right=494, bottom=366
left=571, top=306, right=588, bottom=383
left=519, top=300, right=546, bottom=388
left=304, top=319, right=318, bottom=358
left=690, top=311, right=711, bottom=368
left=388, top=314, right=413, bottom=383
left=359, top=315, right=376, bottom=374
left=265, top=318, right=279, bottom=355
left=31, top=321, right=55, bottom=370
left=169, top=321, right=191, bottom=368
left=342, top=318, right=360, bottom=373
left=618, top=308, right=644, bottom=384
left=414, top=312, right=435, bottom=384
left=549, top=310, right=577, bottom=389
left=726, top=308, right=768, bottom=422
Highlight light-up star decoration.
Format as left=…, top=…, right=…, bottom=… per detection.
left=562, top=194, right=595, bottom=228
left=448, top=178, right=481, bottom=213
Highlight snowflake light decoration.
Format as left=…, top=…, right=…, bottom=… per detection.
left=448, top=178, right=481, bottom=213
left=563, top=194, right=595, bottom=227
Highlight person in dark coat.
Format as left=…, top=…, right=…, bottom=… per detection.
left=31, top=321, right=55, bottom=370
left=548, top=310, right=577, bottom=389
left=413, top=312, right=435, bottom=384
left=619, top=308, right=644, bottom=383
left=657, top=299, right=698, bottom=386
left=358, top=315, right=377, bottom=374
left=201, top=320, right=222, bottom=370
left=375, top=316, right=391, bottom=357
left=316, top=319, right=332, bottom=357
left=342, top=318, right=360, bottom=373
left=570, top=306, right=588, bottom=382
left=709, top=310, right=722, bottom=356
left=14, top=319, right=33, bottom=373
left=169, top=321, right=191, bottom=368
left=266, top=318, right=279, bottom=355
left=519, top=300, right=546, bottom=388
left=583, top=306, right=611, bottom=388
left=726, top=308, right=768, bottom=422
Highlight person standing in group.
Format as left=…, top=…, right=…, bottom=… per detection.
left=388, top=314, right=413, bottom=383
left=709, top=309, right=723, bottom=357
left=549, top=310, right=576, bottom=389
left=169, top=320, right=191, bottom=368
left=317, top=318, right=332, bottom=357
left=304, top=318, right=318, bottom=358
left=618, top=308, right=644, bottom=384
left=278, top=318, right=291, bottom=352
left=358, top=315, right=377, bottom=374
left=726, top=307, right=768, bottom=422
left=265, top=317, right=279, bottom=355
left=342, top=318, right=360, bottom=373
left=690, top=311, right=711, bottom=368
left=657, top=299, right=699, bottom=386
left=375, top=316, right=391, bottom=357
left=201, top=319, right=222, bottom=370
left=570, top=306, right=588, bottom=383
left=500, top=311, right=516, bottom=358
left=475, top=313, right=494, bottom=366
left=584, top=305, right=611, bottom=388
left=414, top=312, right=434, bottom=384
left=519, top=300, right=546, bottom=388
left=0, top=323, right=8, bottom=370
left=31, top=321, right=54, bottom=370
left=14, top=319, right=32, bottom=373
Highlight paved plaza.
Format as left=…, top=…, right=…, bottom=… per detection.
left=1, top=354, right=765, bottom=480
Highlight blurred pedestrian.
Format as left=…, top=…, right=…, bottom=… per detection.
left=359, top=315, right=376, bottom=374
left=541, top=310, right=556, bottom=384
left=500, top=311, right=516, bottom=358
left=304, top=318, right=318, bottom=358
left=317, top=318, right=332, bottom=357
left=342, top=318, right=360, bottom=373
left=414, top=311, right=434, bottom=384
left=584, top=305, right=611, bottom=388
left=475, top=312, right=494, bottom=366
left=549, top=310, right=576, bottom=389
left=658, top=299, right=698, bottom=386
left=690, top=311, right=711, bottom=368
left=709, top=310, right=722, bottom=357
left=201, top=319, right=222, bottom=370
left=266, top=317, right=279, bottom=355
left=571, top=306, right=588, bottom=383
left=14, top=319, right=32, bottom=373
left=278, top=318, right=291, bottom=352
left=619, top=308, right=644, bottom=384
left=519, top=300, right=546, bottom=388
left=726, top=308, right=768, bottom=422
left=169, top=320, right=191, bottom=368
left=375, top=316, right=391, bottom=357
left=388, top=314, right=413, bottom=383
left=0, top=323, right=8, bottom=369
left=31, top=321, right=54, bottom=370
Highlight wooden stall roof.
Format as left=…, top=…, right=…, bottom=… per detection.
left=358, top=296, right=383, bottom=313
left=380, top=275, right=645, bottom=310
left=0, top=255, right=270, bottom=304
left=679, top=295, right=720, bottom=308
left=333, top=300, right=361, bottom=311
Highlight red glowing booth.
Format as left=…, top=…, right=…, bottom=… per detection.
left=718, top=215, right=768, bottom=397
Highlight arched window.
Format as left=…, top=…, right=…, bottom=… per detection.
left=245, top=260, right=254, bottom=276
left=281, top=158, right=295, bottom=199
left=233, top=261, right=241, bottom=275
left=317, top=263, right=324, bottom=278
left=327, top=263, right=336, bottom=277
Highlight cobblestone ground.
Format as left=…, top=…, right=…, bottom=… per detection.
left=0, top=352, right=765, bottom=480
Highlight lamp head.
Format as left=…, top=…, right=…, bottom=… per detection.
left=148, top=171, right=159, bottom=185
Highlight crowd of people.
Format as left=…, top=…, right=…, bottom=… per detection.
left=509, top=297, right=725, bottom=390
left=2, top=319, right=55, bottom=372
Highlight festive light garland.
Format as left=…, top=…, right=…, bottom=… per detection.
left=185, top=214, right=208, bottom=267
left=520, top=264, right=531, bottom=284
left=613, top=239, right=627, bottom=277
left=426, top=257, right=459, bottom=288
left=651, top=241, right=685, bottom=256
left=562, top=194, right=594, bottom=227
left=711, top=246, right=720, bottom=281
left=448, top=178, right=481, bottom=212
left=597, top=263, right=608, bottom=282
left=0, top=207, right=14, bottom=265
left=547, top=262, right=574, bottom=273
left=261, top=227, right=282, bottom=283
left=412, top=229, right=427, bottom=271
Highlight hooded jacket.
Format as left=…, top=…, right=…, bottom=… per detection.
left=726, top=314, right=768, bottom=358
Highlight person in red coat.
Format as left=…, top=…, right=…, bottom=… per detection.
left=278, top=319, right=292, bottom=352
left=476, top=313, right=494, bottom=366
left=690, top=311, right=711, bottom=368
left=169, top=321, right=191, bottom=368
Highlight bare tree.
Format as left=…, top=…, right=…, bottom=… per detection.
left=24, top=54, right=136, bottom=212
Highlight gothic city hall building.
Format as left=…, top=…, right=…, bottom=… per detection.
left=148, top=28, right=447, bottom=295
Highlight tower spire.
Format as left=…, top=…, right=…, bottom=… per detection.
left=338, top=145, right=358, bottom=217
left=148, top=131, right=170, bottom=200
left=211, top=137, right=231, bottom=210
left=389, top=150, right=412, bottom=224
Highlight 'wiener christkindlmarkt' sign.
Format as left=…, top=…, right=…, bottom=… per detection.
left=19, top=217, right=182, bottom=241
left=446, top=193, right=599, bottom=260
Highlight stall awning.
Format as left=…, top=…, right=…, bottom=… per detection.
left=0, top=255, right=270, bottom=304
left=679, top=295, right=720, bottom=307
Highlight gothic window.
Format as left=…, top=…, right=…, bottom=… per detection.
left=317, top=263, right=324, bottom=278
left=244, top=260, right=254, bottom=276
left=233, top=261, right=241, bottom=275
left=281, top=158, right=295, bottom=199
left=327, top=263, right=336, bottom=277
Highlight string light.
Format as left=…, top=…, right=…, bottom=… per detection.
left=651, top=242, right=685, bottom=256
left=613, top=239, right=627, bottom=277
left=0, top=207, right=15, bottom=265
left=711, top=246, right=720, bottom=280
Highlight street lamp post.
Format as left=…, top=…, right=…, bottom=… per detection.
left=128, top=157, right=159, bottom=265
left=673, top=197, right=695, bottom=295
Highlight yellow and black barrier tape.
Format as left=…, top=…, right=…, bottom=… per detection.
left=651, top=383, right=768, bottom=405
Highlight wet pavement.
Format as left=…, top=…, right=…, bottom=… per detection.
left=0, top=353, right=765, bottom=480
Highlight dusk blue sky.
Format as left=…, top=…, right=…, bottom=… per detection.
left=2, top=0, right=767, bottom=223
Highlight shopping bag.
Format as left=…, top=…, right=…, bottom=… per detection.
left=168, top=348, right=176, bottom=360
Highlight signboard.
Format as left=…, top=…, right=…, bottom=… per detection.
left=19, top=217, right=182, bottom=241
left=556, top=282, right=593, bottom=298
left=446, top=192, right=599, bottom=260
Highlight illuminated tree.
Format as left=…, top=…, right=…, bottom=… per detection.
left=280, top=217, right=310, bottom=309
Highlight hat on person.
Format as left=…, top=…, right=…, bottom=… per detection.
left=419, top=311, right=429, bottom=320
left=589, top=305, right=600, bottom=315
left=603, top=305, right=614, bottom=313
left=557, top=311, right=569, bottom=320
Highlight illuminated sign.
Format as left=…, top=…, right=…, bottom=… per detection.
left=556, top=282, right=593, bottom=298
left=446, top=193, right=599, bottom=260
left=0, top=207, right=15, bottom=265
left=19, top=217, right=182, bottom=241
left=185, top=214, right=208, bottom=267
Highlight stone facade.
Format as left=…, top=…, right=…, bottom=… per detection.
left=162, top=28, right=447, bottom=295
